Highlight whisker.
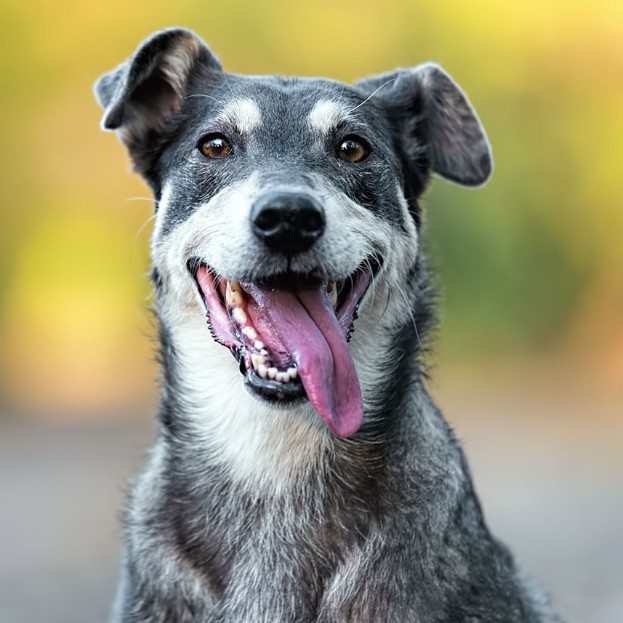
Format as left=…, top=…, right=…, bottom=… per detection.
left=123, top=196, right=156, bottom=204
left=362, top=249, right=382, bottom=306
left=222, top=71, right=236, bottom=98
left=393, top=279, right=424, bottom=351
left=134, top=213, right=158, bottom=243
left=185, top=93, right=226, bottom=106
left=347, top=77, right=397, bottom=115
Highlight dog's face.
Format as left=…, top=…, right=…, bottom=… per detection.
left=95, top=28, right=491, bottom=439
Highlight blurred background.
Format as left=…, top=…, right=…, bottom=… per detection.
left=0, top=1, right=621, bottom=621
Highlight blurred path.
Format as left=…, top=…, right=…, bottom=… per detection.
left=430, top=366, right=623, bottom=623
left=0, top=417, right=153, bottom=623
left=1, top=370, right=621, bottom=623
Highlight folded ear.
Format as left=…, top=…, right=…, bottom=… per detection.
left=94, top=27, right=221, bottom=173
left=355, top=63, right=492, bottom=187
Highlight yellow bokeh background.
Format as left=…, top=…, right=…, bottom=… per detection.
left=0, top=0, right=621, bottom=414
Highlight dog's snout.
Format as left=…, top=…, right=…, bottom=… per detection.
left=251, top=192, right=325, bottom=255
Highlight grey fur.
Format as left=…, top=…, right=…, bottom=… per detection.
left=96, top=28, right=562, bottom=623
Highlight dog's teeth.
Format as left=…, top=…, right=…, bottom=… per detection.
left=276, top=372, right=286, bottom=383
left=251, top=353, right=262, bottom=370
left=241, top=326, right=257, bottom=340
left=287, top=367, right=298, bottom=380
left=258, top=364, right=268, bottom=379
left=226, top=281, right=244, bottom=306
left=232, top=307, right=247, bottom=325
left=260, top=349, right=269, bottom=356
left=254, top=340, right=265, bottom=351
left=268, top=367, right=277, bottom=380
left=327, top=280, right=337, bottom=308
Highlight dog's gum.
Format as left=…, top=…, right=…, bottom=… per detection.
left=228, top=288, right=300, bottom=385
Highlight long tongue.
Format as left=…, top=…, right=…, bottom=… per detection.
left=242, top=282, right=363, bottom=437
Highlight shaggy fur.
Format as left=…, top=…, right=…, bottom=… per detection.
left=95, top=27, right=562, bottom=623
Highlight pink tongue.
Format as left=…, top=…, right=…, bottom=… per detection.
left=243, top=283, right=363, bottom=437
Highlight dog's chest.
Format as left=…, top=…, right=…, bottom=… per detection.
left=191, top=513, right=364, bottom=621
left=171, top=460, right=380, bottom=622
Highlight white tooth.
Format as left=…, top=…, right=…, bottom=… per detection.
left=327, top=280, right=337, bottom=308
left=287, top=367, right=298, bottom=380
left=276, top=372, right=286, bottom=383
left=268, top=367, right=277, bottom=380
left=226, top=281, right=244, bottom=306
left=232, top=307, right=247, bottom=324
left=258, top=364, right=268, bottom=379
left=242, top=326, right=257, bottom=340
left=251, top=353, right=261, bottom=370
left=254, top=340, right=265, bottom=351
left=260, top=349, right=269, bottom=356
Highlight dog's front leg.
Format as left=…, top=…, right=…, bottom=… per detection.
left=316, top=530, right=558, bottom=623
left=108, top=547, right=218, bottom=623
left=198, top=571, right=318, bottom=623
left=315, top=534, right=424, bottom=623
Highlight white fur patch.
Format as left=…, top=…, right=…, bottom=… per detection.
left=170, top=313, right=328, bottom=491
left=218, top=98, right=262, bottom=133
left=307, top=100, right=352, bottom=134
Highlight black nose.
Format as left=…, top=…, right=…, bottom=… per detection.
left=251, top=192, right=325, bottom=255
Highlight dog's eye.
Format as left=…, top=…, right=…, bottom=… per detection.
left=198, top=134, right=233, bottom=159
left=336, top=136, right=370, bottom=163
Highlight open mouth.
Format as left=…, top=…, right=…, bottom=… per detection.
left=189, top=259, right=378, bottom=437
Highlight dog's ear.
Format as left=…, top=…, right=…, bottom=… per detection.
left=94, top=28, right=221, bottom=173
left=355, top=63, right=492, bottom=187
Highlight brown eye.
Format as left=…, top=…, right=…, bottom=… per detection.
left=199, top=134, right=233, bottom=159
left=336, top=136, right=370, bottom=163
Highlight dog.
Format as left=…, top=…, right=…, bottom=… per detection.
left=95, top=27, right=563, bottom=623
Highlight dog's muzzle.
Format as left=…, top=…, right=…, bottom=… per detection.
left=187, top=190, right=382, bottom=438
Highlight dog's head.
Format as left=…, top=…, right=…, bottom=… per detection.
left=95, top=28, right=491, bottom=439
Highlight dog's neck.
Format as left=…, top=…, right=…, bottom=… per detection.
left=157, top=319, right=373, bottom=492
left=155, top=325, right=415, bottom=494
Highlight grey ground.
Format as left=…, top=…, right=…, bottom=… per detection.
left=1, top=368, right=621, bottom=623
